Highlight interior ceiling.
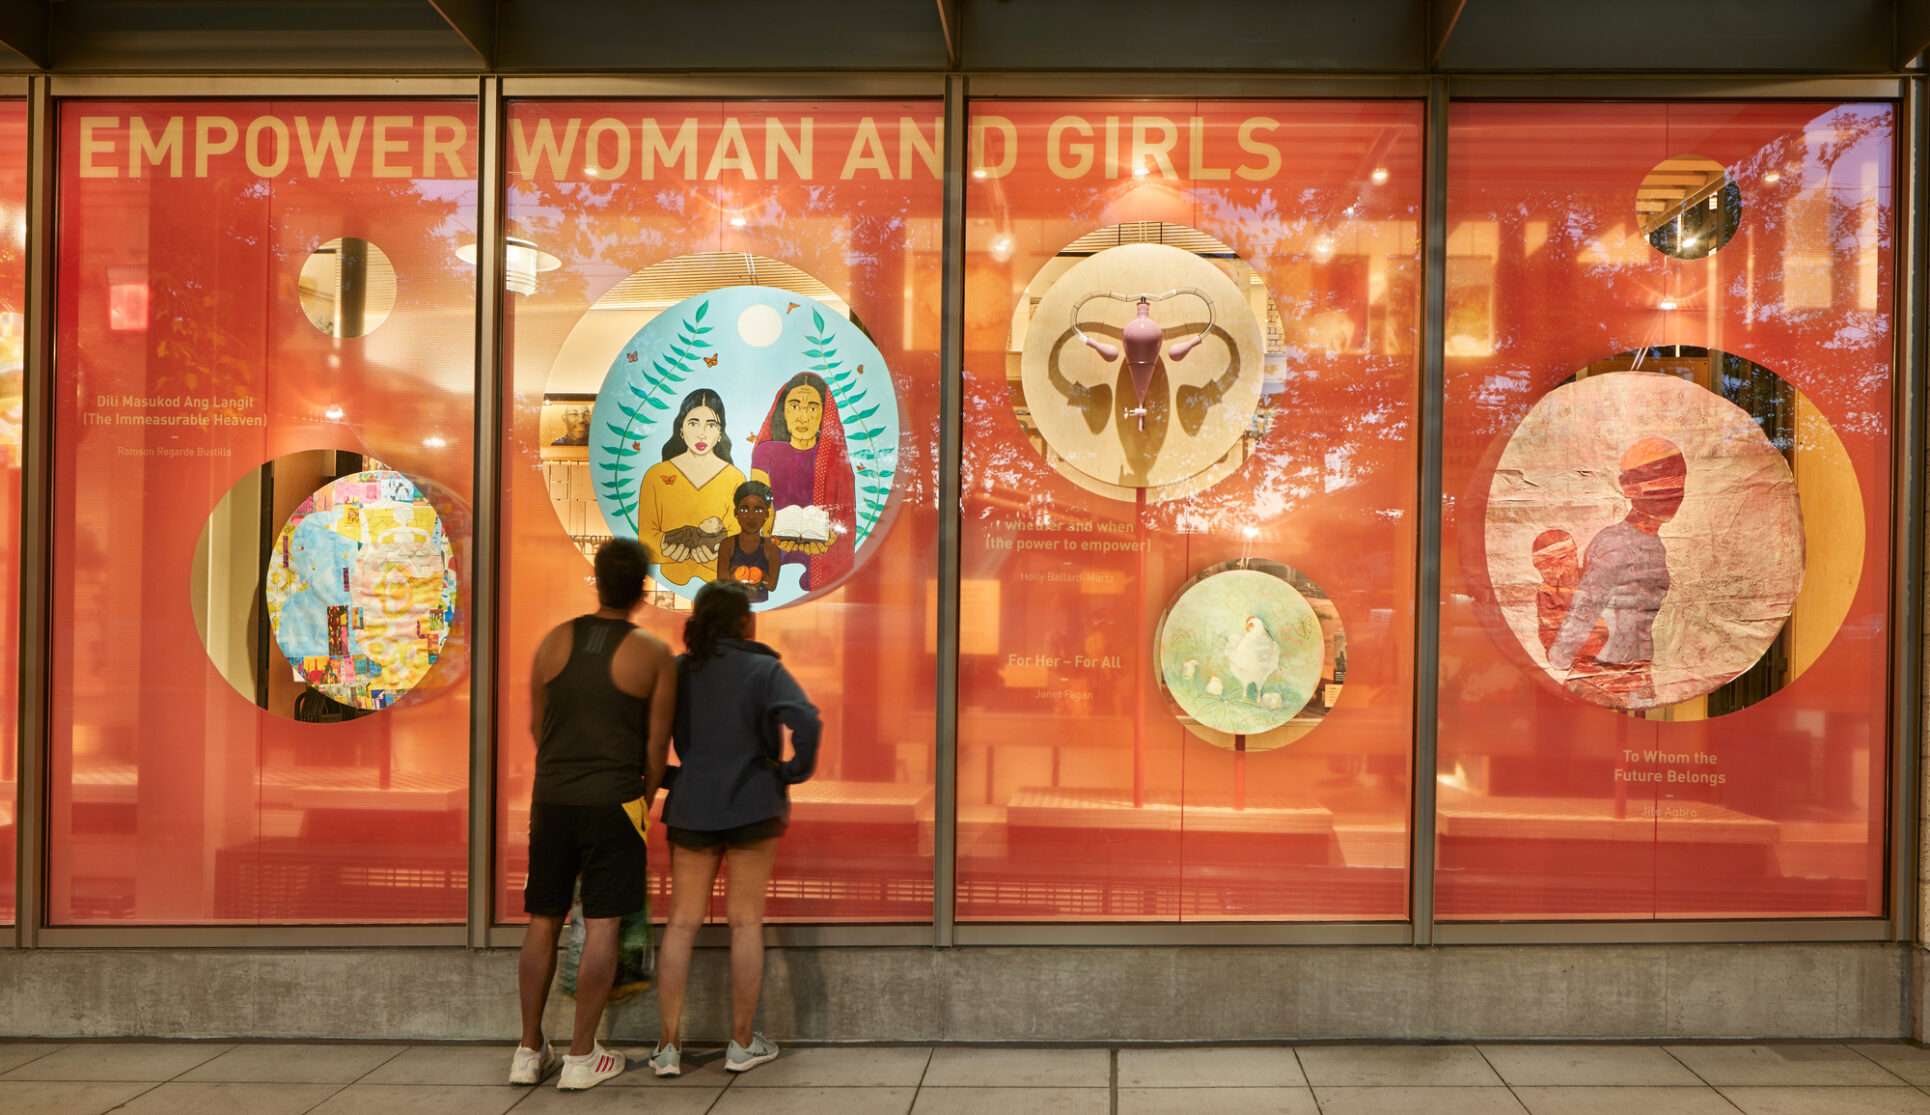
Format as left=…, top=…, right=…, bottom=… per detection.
left=1635, top=157, right=1732, bottom=233
left=0, top=1, right=1920, bottom=73
left=589, top=254, right=845, bottom=316
left=1060, top=223, right=1237, bottom=258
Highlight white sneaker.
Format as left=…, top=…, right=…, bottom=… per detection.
left=508, top=1040, right=556, bottom=1085
left=557, top=1043, right=626, bottom=1090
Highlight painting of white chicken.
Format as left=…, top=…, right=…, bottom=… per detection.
left=1225, top=615, right=1279, bottom=700
left=1156, top=566, right=1328, bottom=741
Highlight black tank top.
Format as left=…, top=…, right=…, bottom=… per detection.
left=533, top=615, right=650, bottom=804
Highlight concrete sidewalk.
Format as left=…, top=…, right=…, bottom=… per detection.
left=5, top=1040, right=1930, bottom=1113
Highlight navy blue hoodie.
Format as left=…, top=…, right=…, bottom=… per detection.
left=665, top=638, right=821, bottom=831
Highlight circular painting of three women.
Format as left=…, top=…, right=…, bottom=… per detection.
left=589, top=286, right=902, bottom=610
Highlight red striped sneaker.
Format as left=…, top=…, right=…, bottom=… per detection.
left=557, top=1043, right=626, bottom=1090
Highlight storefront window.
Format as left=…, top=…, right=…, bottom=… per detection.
left=497, top=101, right=942, bottom=923
left=957, top=101, right=1422, bottom=921
left=1437, top=102, right=1893, bottom=919
left=49, top=102, right=479, bottom=923
left=0, top=100, right=23, bottom=926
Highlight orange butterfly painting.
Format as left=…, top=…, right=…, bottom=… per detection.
left=785, top=302, right=800, bottom=314
left=703, top=354, right=719, bottom=367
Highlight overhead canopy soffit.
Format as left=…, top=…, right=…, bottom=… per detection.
left=0, top=0, right=1923, bottom=75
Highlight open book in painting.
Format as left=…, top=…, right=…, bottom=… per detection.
left=772, top=504, right=831, bottom=543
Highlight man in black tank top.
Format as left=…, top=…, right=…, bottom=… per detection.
left=512, top=539, right=676, bottom=1091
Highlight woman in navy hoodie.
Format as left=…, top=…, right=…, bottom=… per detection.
left=650, top=580, right=820, bottom=1077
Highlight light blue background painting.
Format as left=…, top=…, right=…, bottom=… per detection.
left=588, top=285, right=901, bottom=609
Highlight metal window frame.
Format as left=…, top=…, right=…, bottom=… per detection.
left=10, top=74, right=52, bottom=949
left=1425, top=74, right=1920, bottom=949
left=469, top=74, right=506, bottom=949
left=10, top=75, right=497, bottom=949
left=0, top=71, right=1915, bottom=954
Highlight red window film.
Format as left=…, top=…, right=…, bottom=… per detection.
left=50, top=102, right=479, bottom=924
left=0, top=101, right=24, bottom=925
left=1437, top=102, right=1893, bottom=920
left=957, top=101, right=1421, bottom=921
left=497, top=101, right=942, bottom=923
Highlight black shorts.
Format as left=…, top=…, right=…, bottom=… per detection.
left=524, top=801, right=647, bottom=920
left=666, top=817, right=787, bottom=850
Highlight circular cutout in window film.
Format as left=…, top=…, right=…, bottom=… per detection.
left=1637, top=155, right=1742, bottom=261
left=298, top=237, right=397, bottom=338
left=1481, top=348, right=1860, bottom=715
left=1013, top=224, right=1276, bottom=503
left=1155, top=559, right=1347, bottom=752
left=580, top=282, right=901, bottom=609
left=262, top=467, right=458, bottom=712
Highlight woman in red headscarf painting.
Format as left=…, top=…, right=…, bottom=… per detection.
left=750, top=372, right=855, bottom=592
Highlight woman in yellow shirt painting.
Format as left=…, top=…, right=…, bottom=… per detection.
left=637, top=388, right=766, bottom=588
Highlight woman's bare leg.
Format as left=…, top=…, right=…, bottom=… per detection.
left=722, top=837, right=779, bottom=1047
left=655, top=842, right=723, bottom=1048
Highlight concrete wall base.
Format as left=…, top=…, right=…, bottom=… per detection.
left=0, top=943, right=1907, bottom=1043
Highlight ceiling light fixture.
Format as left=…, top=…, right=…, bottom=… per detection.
left=456, top=237, right=563, bottom=295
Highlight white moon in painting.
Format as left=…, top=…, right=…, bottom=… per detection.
left=737, top=303, right=784, bottom=347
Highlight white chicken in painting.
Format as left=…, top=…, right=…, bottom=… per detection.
left=1225, top=615, right=1279, bottom=701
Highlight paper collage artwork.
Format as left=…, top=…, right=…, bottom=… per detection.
left=264, top=469, right=458, bottom=710
left=1484, top=371, right=1804, bottom=711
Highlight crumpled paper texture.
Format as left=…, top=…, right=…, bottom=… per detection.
left=1485, top=372, right=1803, bottom=710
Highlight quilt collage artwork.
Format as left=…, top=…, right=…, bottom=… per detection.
left=263, top=470, right=459, bottom=711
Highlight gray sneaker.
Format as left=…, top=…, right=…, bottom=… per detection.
left=649, top=1042, right=682, bottom=1077
left=725, top=1033, right=779, bottom=1073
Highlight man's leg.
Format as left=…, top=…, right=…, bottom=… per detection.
left=656, top=841, right=724, bottom=1049
left=518, top=914, right=565, bottom=1051
left=722, top=838, right=779, bottom=1048
left=567, top=916, right=621, bottom=1056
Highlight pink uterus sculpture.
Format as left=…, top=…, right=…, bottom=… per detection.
left=1072, top=288, right=1214, bottom=429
